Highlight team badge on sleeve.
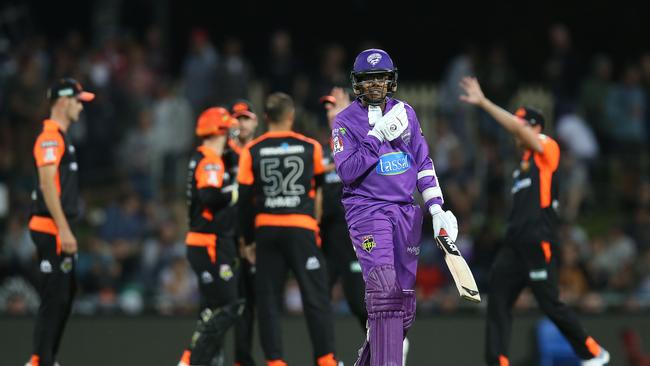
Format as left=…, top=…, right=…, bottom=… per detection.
left=362, top=235, right=376, bottom=253
left=204, top=163, right=221, bottom=187
left=41, top=140, right=59, bottom=163
left=331, top=128, right=345, bottom=155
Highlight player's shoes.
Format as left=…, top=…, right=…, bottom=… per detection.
left=581, top=347, right=610, bottom=365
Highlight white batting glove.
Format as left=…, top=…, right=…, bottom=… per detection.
left=430, top=204, right=458, bottom=242
left=367, top=103, right=408, bottom=142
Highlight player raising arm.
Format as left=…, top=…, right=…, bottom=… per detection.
left=459, top=76, right=610, bottom=366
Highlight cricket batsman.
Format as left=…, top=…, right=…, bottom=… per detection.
left=332, top=49, right=458, bottom=366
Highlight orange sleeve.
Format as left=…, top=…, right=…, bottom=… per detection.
left=196, top=157, right=224, bottom=189
left=34, top=132, right=65, bottom=167
left=535, top=136, right=560, bottom=171
left=237, top=146, right=254, bottom=185
left=534, top=136, right=560, bottom=208
left=313, top=142, right=324, bottom=175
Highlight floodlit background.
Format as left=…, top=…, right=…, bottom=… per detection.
left=0, top=0, right=649, bottom=365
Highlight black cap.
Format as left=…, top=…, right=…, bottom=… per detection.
left=515, top=106, right=545, bottom=129
left=231, top=99, right=256, bottom=119
left=47, top=78, right=95, bottom=102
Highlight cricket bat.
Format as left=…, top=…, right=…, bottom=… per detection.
left=435, top=228, right=481, bottom=303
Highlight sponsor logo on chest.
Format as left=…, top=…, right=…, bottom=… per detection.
left=376, top=152, right=410, bottom=176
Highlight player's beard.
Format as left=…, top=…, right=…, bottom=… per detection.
left=363, top=85, right=388, bottom=106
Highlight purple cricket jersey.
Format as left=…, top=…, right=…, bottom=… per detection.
left=331, top=97, right=444, bottom=228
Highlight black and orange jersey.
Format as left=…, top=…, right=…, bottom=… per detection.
left=186, top=146, right=236, bottom=239
left=237, top=131, right=324, bottom=243
left=30, top=119, right=79, bottom=221
left=506, top=134, right=560, bottom=244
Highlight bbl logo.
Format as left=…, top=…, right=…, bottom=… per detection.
left=362, top=235, right=376, bottom=253
left=60, top=257, right=73, bottom=273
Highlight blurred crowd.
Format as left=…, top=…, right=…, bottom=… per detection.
left=1, top=21, right=650, bottom=317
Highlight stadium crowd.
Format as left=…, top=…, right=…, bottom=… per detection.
left=1, top=23, right=650, bottom=317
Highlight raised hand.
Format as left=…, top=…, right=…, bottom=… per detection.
left=458, top=77, right=486, bottom=106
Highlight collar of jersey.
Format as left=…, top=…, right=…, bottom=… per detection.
left=197, top=145, right=221, bottom=161
left=43, top=119, right=61, bottom=132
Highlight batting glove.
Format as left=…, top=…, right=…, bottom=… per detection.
left=430, top=204, right=458, bottom=242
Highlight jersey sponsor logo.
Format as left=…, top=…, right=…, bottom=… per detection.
left=260, top=143, right=305, bottom=156
left=401, top=127, right=411, bottom=145
left=264, top=195, right=301, bottom=208
left=361, top=235, right=376, bottom=253
left=511, top=177, right=532, bottom=194
left=529, top=269, right=548, bottom=281
left=40, top=260, right=52, bottom=273
left=376, top=152, right=410, bottom=176
left=367, top=52, right=382, bottom=66
left=219, top=264, right=234, bottom=281
left=40, top=140, right=59, bottom=148
left=201, top=271, right=214, bottom=284
left=406, top=245, right=420, bottom=256
left=305, top=256, right=321, bottom=270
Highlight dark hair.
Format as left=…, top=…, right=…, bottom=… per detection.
left=264, top=92, right=294, bottom=124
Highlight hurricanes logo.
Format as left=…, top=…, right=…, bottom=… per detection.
left=362, top=235, right=376, bottom=253
left=367, top=53, right=382, bottom=66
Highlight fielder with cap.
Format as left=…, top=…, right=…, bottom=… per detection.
left=26, top=78, right=94, bottom=366
left=459, top=76, right=610, bottom=366
left=331, top=49, right=457, bottom=366
left=177, top=107, right=243, bottom=366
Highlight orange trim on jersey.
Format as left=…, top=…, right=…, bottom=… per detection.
left=315, top=228, right=322, bottom=247
left=313, top=141, right=324, bottom=175
left=255, top=213, right=318, bottom=232
left=267, top=360, right=288, bottom=366
left=28, top=216, right=61, bottom=254
left=201, top=208, right=214, bottom=221
left=180, top=349, right=191, bottom=364
left=196, top=147, right=225, bottom=189
left=30, top=354, right=40, bottom=366
left=237, top=146, right=254, bottom=185
left=499, top=354, right=510, bottom=366
left=228, top=139, right=243, bottom=155
left=185, top=232, right=217, bottom=263
left=533, top=136, right=560, bottom=208
left=585, top=336, right=601, bottom=358
left=541, top=241, right=552, bottom=263
left=317, top=353, right=337, bottom=366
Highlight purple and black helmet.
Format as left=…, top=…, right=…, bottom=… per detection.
left=350, top=48, right=398, bottom=105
